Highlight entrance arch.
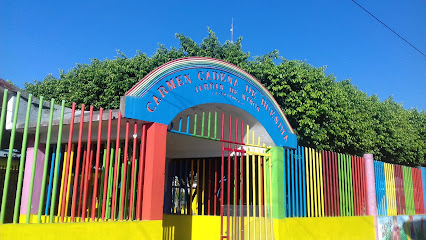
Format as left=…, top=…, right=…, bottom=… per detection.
left=121, top=57, right=297, bottom=237
left=122, top=57, right=296, bottom=149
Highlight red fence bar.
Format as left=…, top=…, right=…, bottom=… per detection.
left=136, top=124, right=147, bottom=220
left=60, top=102, right=76, bottom=221
left=111, top=111, right=122, bottom=220
left=71, top=104, right=85, bottom=221
left=78, top=150, right=87, bottom=217
left=214, top=157, right=218, bottom=216
left=119, top=121, right=130, bottom=220
left=128, top=123, right=138, bottom=220
left=351, top=156, right=357, bottom=216
left=81, top=106, right=93, bottom=221
left=323, top=151, right=329, bottom=216
left=101, top=110, right=113, bottom=220
left=91, top=108, right=103, bottom=220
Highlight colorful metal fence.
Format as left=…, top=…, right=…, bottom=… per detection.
left=1, top=90, right=426, bottom=227
left=0, top=91, right=149, bottom=223
left=283, top=148, right=368, bottom=218
left=374, top=161, right=425, bottom=216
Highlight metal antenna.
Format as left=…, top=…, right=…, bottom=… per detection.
left=230, top=18, right=234, bottom=43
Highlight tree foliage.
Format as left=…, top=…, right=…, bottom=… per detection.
left=25, top=29, right=425, bottom=165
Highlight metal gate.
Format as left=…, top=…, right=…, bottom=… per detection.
left=220, top=144, right=274, bottom=240
left=164, top=111, right=275, bottom=239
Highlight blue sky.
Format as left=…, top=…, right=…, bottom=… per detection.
left=1, top=0, right=425, bottom=110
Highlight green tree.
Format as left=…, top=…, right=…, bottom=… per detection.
left=25, top=30, right=425, bottom=165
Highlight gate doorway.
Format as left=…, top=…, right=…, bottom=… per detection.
left=163, top=104, right=275, bottom=239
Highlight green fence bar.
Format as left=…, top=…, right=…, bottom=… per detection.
left=106, top=148, right=115, bottom=219
left=348, top=155, right=354, bottom=216
left=0, top=91, right=20, bottom=223
left=338, top=154, right=343, bottom=216
left=49, top=100, right=66, bottom=222
left=193, top=113, right=197, bottom=135
left=207, top=112, right=211, bottom=138
left=201, top=112, right=205, bottom=137
left=214, top=112, right=217, bottom=139
left=37, top=99, right=55, bottom=223
left=13, top=94, right=32, bottom=223
left=26, top=96, right=43, bottom=223
left=113, top=148, right=121, bottom=220
left=98, top=149, right=107, bottom=218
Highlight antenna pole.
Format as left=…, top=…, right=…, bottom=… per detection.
left=230, top=18, right=234, bottom=43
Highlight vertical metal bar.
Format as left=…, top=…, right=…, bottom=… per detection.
left=197, top=159, right=200, bottom=215
left=202, top=159, right=206, bottom=215
left=0, top=92, right=20, bottom=223
left=118, top=162, right=124, bottom=216
left=112, top=148, right=121, bottom=219
left=295, top=148, right=299, bottom=217
left=220, top=113, right=224, bottom=237
left=305, top=148, right=310, bottom=217
left=208, top=112, right=211, bottom=138
left=287, top=149, right=291, bottom=217
left=252, top=151, right=256, bottom=238
left=319, top=151, right=325, bottom=217
left=291, top=150, right=295, bottom=217
left=106, top=148, right=115, bottom=219
left=15, top=94, right=33, bottom=223
left=71, top=104, right=85, bottom=221
left=60, top=102, right=75, bottom=222
left=64, top=146, right=74, bottom=219
left=57, top=149, right=67, bottom=218
left=47, top=100, right=65, bottom=223
left=194, top=113, right=197, bottom=135
left=119, top=121, right=130, bottom=220
left=128, top=123, right=137, bottom=220
left=184, top=159, right=188, bottom=215
left=191, top=160, right=194, bottom=215
left=312, top=148, right=318, bottom=217
left=81, top=106, right=93, bottom=221
left=214, top=112, right=217, bottom=140
left=111, top=111, right=122, bottom=220
left=214, top=157, right=218, bottom=216
left=136, top=124, right=147, bottom=220
left=186, top=115, right=190, bottom=135
left=201, top=112, right=205, bottom=137
left=26, top=96, right=44, bottom=223
left=98, top=149, right=106, bottom=218
left=78, top=150, right=87, bottom=217
left=45, top=148, right=56, bottom=215
left=208, top=160, right=211, bottom=215
left=302, top=147, right=306, bottom=217
left=91, top=108, right=103, bottom=220
left=322, top=151, right=327, bottom=216
left=283, top=149, right=287, bottom=218
left=101, top=110, right=113, bottom=220
left=245, top=151, right=250, bottom=239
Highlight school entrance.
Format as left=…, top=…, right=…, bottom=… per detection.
left=162, top=103, right=277, bottom=239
